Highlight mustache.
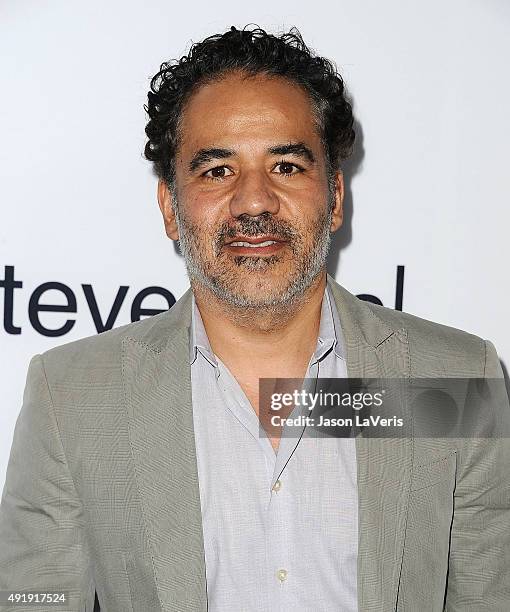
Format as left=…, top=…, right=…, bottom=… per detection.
left=216, top=213, right=299, bottom=246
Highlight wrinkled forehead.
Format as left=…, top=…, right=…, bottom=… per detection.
left=176, top=71, right=324, bottom=156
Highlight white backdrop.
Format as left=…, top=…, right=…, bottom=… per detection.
left=1, top=0, right=509, bottom=490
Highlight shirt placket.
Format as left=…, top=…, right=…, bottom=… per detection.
left=264, top=356, right=323, bottom=611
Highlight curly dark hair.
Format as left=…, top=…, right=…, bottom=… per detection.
left=144, top=25, right=355, bottom=187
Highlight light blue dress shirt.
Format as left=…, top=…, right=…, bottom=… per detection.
left=190, top=285, right=358, bottom=612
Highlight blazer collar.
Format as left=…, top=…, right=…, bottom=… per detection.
left=325, top=273, right=398, bottom=349
left=134, top=272, right=401, bottom=356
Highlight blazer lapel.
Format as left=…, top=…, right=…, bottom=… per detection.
left=328, top=276, right=412, bottom=612
left=122, top=288, right=207, bottom=612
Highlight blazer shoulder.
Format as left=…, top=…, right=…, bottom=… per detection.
left=365, top=301, right=487, bottom=376
left=39, top=286, right=193, bottom=374
left=39, top=306, right=184, bottom=380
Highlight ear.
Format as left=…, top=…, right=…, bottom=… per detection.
left=157, top=180, right=179, bottom=240
left=330, top=171, right=344, bottom=232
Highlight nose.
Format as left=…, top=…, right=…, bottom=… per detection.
left=229, top=169, right=280, bottom=218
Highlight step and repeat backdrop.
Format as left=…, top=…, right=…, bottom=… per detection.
left=1, top=0, right=509, bottom=490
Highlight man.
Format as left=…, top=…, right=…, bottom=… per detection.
left=0, top=25, right=508, bottom=612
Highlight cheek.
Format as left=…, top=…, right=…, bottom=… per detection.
left=295, top=203, right=329, bottom=234
left=178, top=207, right=222, bottom=254
left=180, top=189, right=230, bottom=228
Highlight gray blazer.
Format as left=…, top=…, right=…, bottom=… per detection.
left=0, top=275, right=508, bottom=612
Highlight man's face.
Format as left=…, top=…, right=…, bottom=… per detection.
left=159, top=71, right=344, bottom=308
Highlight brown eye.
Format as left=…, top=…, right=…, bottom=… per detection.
left=204, top=166, right=234, bottom=179
left=274, top=162, right=301, bottom=175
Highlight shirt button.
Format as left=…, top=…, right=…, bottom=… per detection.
left=272, top=480, right=282, bottom=493
left=277, top=568, right=288, bottom=582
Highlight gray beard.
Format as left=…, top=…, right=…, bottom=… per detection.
left=172, top=196, right=333, bottom=311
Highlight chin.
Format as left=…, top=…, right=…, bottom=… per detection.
left=220, top=279, right=302, bottom=309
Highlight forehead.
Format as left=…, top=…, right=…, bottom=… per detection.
left=177, top=71, right=321, bottom=153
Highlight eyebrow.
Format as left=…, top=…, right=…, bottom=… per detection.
left=189, top=148, right=235, bottom=172
left=188, top=141, right=316, bottom=173
left=268, top=142, right=316, bottom=164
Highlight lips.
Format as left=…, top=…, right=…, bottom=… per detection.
left=225, top=235, right=285, bottom=246
left=223, top=235, right=287, bottom=256
left=229, top=239, right=278, bottom=248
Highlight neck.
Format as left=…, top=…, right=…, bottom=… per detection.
left=192, top=271, right=327, bottom=377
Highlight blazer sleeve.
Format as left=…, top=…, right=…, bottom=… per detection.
left=444, top=339, right=510, bottom=611
left=0, top=354, right=95, bottom=611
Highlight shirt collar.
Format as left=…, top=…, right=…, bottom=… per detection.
left=189, top=283, right=345, bottom=367
left=190, top=294, right=218, bottom=368
left=314, top=283, right=345, bottom=363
